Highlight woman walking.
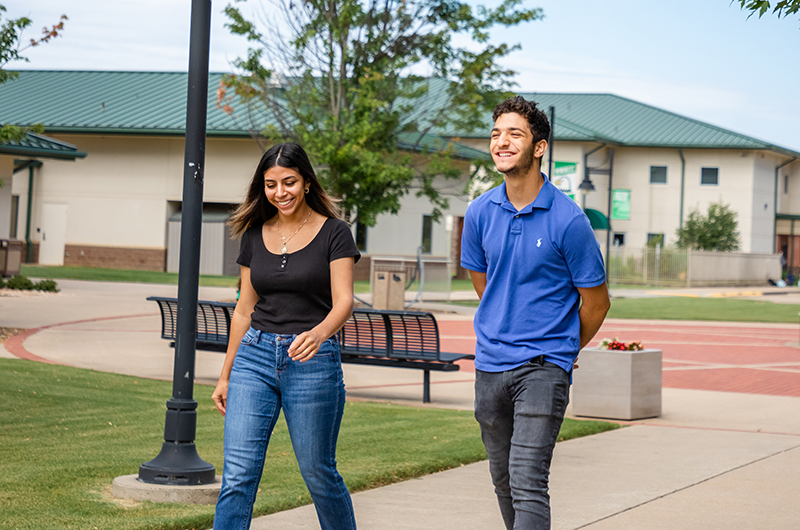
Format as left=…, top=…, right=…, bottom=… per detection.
left=212, top=143, right=360, bottom=530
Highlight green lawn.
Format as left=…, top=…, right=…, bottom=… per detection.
left=20, top=265, right=239, bottom=288
left=20, top=266, right=477, bottom=293
left=607, top=296, right=800, bottom=323
left=450, top=296, right=800, bottom=323
left=0, top=359, right=618, bottom=530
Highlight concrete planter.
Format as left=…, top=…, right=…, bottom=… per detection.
left=571, top=347, right=662, bottom=421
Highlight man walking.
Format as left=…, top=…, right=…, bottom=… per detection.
left=461, top=96, right=610, bottom=529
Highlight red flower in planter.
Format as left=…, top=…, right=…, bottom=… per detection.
left=598, top=338, right=645, bottom=351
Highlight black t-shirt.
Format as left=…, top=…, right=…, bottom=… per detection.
left=237, top=218, right=360, bottom=334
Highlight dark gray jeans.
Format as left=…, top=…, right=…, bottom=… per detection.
left=474, top=357, right=570, bottom=530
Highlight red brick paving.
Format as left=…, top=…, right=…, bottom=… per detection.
left=438, top=319, right=800, bottom=397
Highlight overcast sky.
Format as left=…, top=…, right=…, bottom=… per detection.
left=10, top=0, right=800, bottom=151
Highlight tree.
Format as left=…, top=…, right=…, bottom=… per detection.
left=736, top=0, right=800, bottom=20
left=676, top=202, right=741, bottom=252
left=0, top=4, right=67, bottom=143
left=219, top=0, right=543, bottom=226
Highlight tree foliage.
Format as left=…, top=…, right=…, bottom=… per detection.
left=736, top=0, right=800, bottom=19
left=676, top=201, right=741, bottom=252
left=219, top=0, right=543, bottom=226
left=0, top=4, right=67, bottom=143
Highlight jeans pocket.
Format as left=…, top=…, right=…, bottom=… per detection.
left=314, top=338, right=338, bottom=358
left=515, top=363, right=570, bottom=417
left=240, top=327, right=259, bottom=345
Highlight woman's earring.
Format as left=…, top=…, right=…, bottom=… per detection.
left=305, top=187, right=310, bottom=194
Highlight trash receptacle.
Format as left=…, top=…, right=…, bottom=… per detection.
left=0, top=239, right=23, bottom=278
left=372, top=269, right=406, bottom=310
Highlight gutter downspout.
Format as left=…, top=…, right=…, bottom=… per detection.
left=12, top=160, right=42, bottom=263
left=678, top=149, right=685, bottom=230
left=25, top=165, right=37, bottom=263
left=547, top=106, right=555, bottom=181
left=774, top=157, right=797, bottom=253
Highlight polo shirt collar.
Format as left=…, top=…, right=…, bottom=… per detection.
left=490, top=173, right=555, bottom=214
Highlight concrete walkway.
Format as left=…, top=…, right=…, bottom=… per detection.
left=2, top=279, right=799, bottom=529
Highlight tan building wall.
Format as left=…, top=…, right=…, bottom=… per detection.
left=10, top=134, right=264, bottom=269
left=10, top=134, right=476, bottom=271
left=454, top=137, right=794, bottom=254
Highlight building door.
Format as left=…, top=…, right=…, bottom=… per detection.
left=39, top=203, right=67, bottom=266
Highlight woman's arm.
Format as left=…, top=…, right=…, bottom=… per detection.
left=212, top=265, right=258, bottom=415
left=289, top=256, right=355, bottom=362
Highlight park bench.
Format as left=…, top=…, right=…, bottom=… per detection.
left=148, top=297, right=473, bottom=403
left=339, top=308, right=473, bottom=403
left=147, top=296, right=235, bottom=352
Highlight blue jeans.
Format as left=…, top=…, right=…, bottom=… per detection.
left=213, top=328, right=357, bottom=530
left=474, top=357, right=570, bottom=530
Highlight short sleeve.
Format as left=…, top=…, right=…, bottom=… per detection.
left=236, top=227, right=254, bottom=268
left=460, top=203, right=487, bottom=273
left=562, top=213, right=606, bottom=288
left=328, top=220, right=361, bottom=264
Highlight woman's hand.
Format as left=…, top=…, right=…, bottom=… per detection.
left=289, top=330, right=324, bottom=362
left=212, top=378, right=229, bottom=416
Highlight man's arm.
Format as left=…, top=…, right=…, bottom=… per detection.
left=577, top=283, right=610, bottom=349
left=469, top=270, right=487, bottom=300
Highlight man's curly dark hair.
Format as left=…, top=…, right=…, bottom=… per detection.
left=492, top=96, right=551, bottom=146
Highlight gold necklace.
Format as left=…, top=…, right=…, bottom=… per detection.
left=278, top=210, right=313, bottom=254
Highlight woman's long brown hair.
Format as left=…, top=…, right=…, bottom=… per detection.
left=228, top=143, right=341, bottom=238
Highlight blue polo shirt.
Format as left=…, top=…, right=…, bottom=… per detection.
left=460, top=177, right=606, bottom=374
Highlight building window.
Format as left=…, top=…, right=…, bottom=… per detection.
left=354, top=222, right=367, bottom=252
left=421, top=215, right=433, bottom=254
left=650, top=166, right=667, bottom=184
left=701, top=167, right=719, bottom=186
left=647, top=233, right=664, bottom=247
left=613, top=233, right=625, bottom=247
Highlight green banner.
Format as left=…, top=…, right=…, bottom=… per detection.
left=611, top=189, right=630, bottom=220
left=554, top=161, right=577, bottom=176
left=553, top=161, right=578, bottom=201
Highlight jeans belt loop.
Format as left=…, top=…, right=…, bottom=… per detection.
left=532, top=355, right=545, bottom=365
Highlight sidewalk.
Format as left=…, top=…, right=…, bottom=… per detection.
left=2, top=279, right=799, bottom=529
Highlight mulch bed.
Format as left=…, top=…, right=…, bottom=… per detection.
left=0, top=327, right=26, bottom=345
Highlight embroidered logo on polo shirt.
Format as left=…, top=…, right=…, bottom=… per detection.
left=537, top=238, right=542, bottom=247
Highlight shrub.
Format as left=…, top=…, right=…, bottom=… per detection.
left=34, top=279, right=59, bottom=292
left=0, top=277, right=5, bottom=289
left=6, top=275, right=35, bottom=290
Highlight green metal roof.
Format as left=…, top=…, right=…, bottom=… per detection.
left=3, top=71, right=796, bottom=159
left=0, top=70, right=239, bottom=136
left=0, top=70, right=487, bottom=161
left=455, top=91, right=799, bottom=157
left=408, top=78, right=799, bottom=157
left=520, top=93, right=799, bottom=155
left=0, top=132, right=87, bottom=160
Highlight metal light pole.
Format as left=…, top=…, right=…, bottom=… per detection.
left=547, top=106, right=555, bottom=181
left=139, top=0, right=215, bottom=485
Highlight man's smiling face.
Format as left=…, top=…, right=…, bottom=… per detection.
left=490, top=112, right=545, bottom=177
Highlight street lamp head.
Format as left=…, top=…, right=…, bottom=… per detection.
left=578, top=178, right=595, bottom=192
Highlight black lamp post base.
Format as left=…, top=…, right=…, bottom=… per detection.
left=139, top=442, right=216, bottom=485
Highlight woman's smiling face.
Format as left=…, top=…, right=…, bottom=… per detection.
left=264, top=166, right=307, bottom=216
